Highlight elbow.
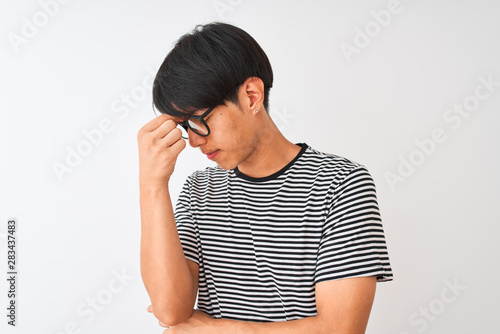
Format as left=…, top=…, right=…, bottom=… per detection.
left=153, top=304, right=192, bottom=327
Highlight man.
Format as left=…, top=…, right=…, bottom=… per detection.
left=138, top=22, right=393, bottom=333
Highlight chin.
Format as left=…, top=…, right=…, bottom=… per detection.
left=214, top=156, right=239, bottom=170
left=216, top=161, right=238, bottom=170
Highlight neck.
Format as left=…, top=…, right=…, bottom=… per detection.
left=237, top=117, right=301, bottom=178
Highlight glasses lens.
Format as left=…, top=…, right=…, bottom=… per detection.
left=188, top=119, right=209, bottom=136
left=177, top=123, right=189, bottom=139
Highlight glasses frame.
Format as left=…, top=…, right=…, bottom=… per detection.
left=176, top=81, right=243, bottom=139
left=178, top=106, right=215, bottom=139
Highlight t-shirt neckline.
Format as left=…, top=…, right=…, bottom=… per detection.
left=233, top=143, right=308, bottom=182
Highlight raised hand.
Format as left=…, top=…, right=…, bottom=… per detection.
left=137, top=114, right=186, bottom=186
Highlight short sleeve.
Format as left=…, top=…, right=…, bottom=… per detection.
left=175, top=176, right=200, bottom=265
left=315, top=166, right=393, bottom=283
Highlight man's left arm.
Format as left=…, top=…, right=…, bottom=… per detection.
left=164, top=275, right=376, bottom=334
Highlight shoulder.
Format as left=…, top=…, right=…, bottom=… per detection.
left=298, top=145, right=371, bottom=188
left=186, top=165, right=230, bottom=188
left=301, top=146, right=363, bottom=169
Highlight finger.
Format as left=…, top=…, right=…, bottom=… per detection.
left=169, top=136, right=187, bottom=156
left=153, top=119, right=180, bottom=139
left=160, top=127, right=183, bottom=147
left=147, top=305, right=153, bottom=313
left=140, top=114, right=181, bottom=133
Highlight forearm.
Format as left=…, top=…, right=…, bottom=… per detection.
left=139, top=182, right=196, bottom=324
left=212, top=315, right=333, bottom=334
left=204, top=277, right=375, bottom=334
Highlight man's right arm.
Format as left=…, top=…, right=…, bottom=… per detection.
left=137, top=115, right=198, bottom=326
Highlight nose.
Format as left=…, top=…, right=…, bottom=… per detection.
left=188, top=129, right=208, bottom=148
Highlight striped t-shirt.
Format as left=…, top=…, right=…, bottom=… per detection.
left=175, top=143, right=393, bottom=322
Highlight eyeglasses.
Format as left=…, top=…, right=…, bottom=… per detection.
left=178, top=106, right=215, bottom=139
left=175, top=82, right=243, bottom=139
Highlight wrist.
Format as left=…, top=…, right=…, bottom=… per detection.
left=139, top=176, right=170, bottom=191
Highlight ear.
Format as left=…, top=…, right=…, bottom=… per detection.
left=240, top=77, right=264, bottom=112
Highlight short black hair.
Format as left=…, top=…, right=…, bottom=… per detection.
left=153, top=22, right=273, bottom=117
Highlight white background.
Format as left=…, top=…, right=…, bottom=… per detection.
left=1, top=0, right=499, bottom=333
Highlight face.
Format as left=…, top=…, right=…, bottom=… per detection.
left=185, top=101, right=260, bottom=170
